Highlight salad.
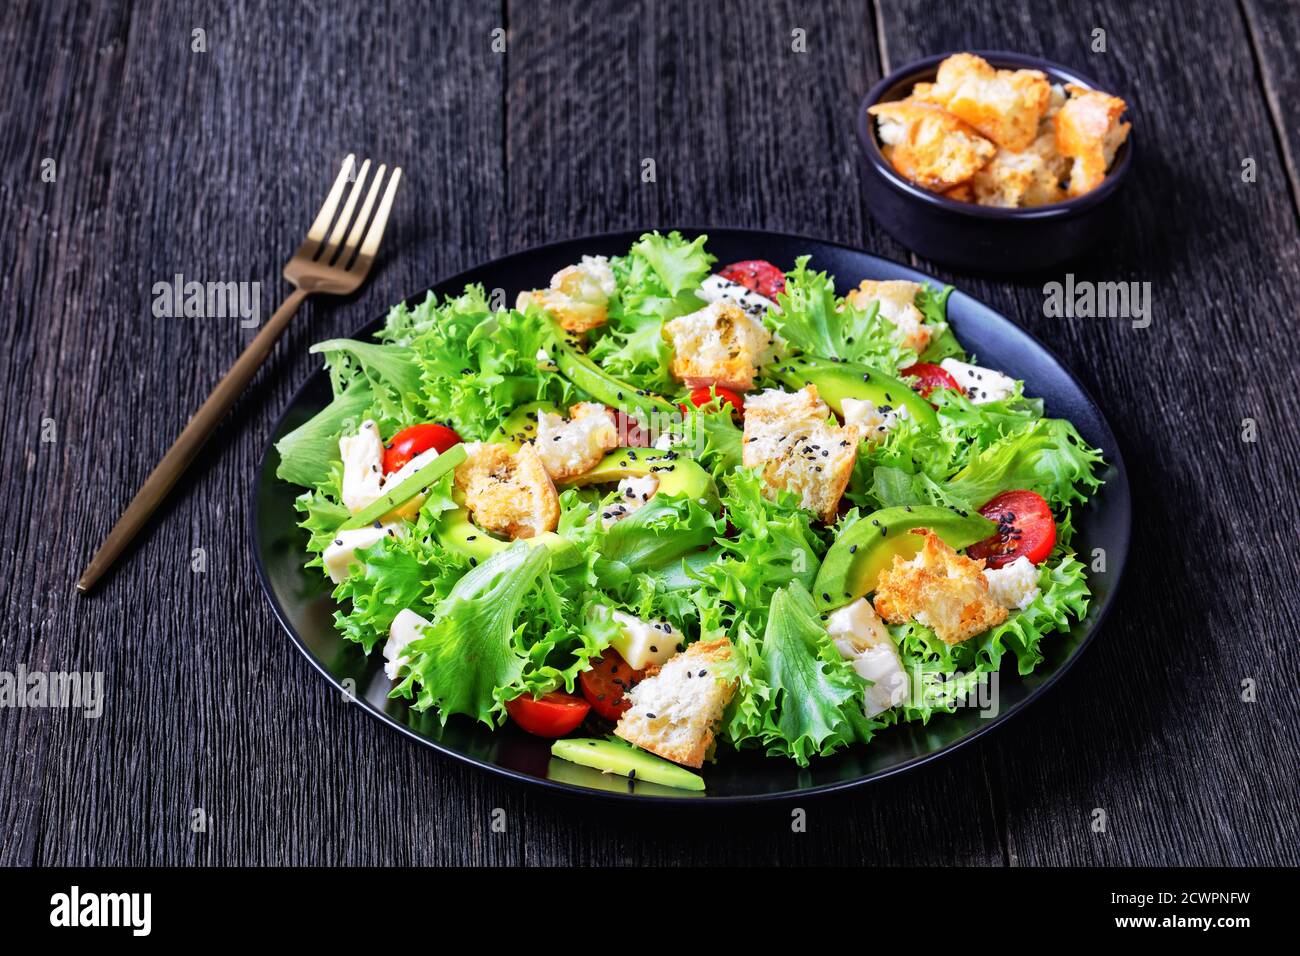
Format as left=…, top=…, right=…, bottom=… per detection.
left=275, top=232, right=1104, bottom=790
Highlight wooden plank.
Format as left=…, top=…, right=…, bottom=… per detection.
left=876, top=0, right=1300, bottom=866
left=0, top=0, right=135, bottom=867
left=19, top=0, right=517, bottom=865
left=1242, top=0, right=1300, bottom=222
left=507, top=0, right=1005, bottom=866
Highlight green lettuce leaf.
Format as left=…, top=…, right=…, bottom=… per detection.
left=756, top=582, right=863, bottom=765
left=274, top=378, right=374, bottom=487
left=393, top=543, right=553, bottom=726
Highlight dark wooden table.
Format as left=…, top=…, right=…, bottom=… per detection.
left=3, top=0, right=1298, bottom=866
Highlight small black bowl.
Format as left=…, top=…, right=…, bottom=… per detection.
left=857, top=50, right=1134, bottom=274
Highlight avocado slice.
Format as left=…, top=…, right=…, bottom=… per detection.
left=773, top=355, right=937, bottom=429
left=488, top=400, right=559, bottom=449
left=338, top=443, right=467, bottom=531
left=551, top=738, right=705, bottom=791
left=558, top=448, right=713, bottom=501
left=812, top=504, right=996, bottom=610
left=553, top=337, right=677, bottom=423
left=434, top=503, right=580, bottom=569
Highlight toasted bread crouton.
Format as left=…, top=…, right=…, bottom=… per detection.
left=847, top=279, right=931, bottom=353
left=927, top=52, right=1051, bottom=152
left=614, top=638, right=737, bottom=768
left=972, top=129, right=1070, bottom=208
left=662, top=299, right=774, bottom=391
left=534, top=402, right=619, bottom=481
left=742, top=386, right=860, bottom=522
left=454, top=441, right=560, bottom=539
left=516, top=254, right=617, bottom=334
left=1055, top=84, right=1130, bottom=197
left=869, top=100, right=996, bottom=191
left=872, top=532, right=1008, bottom=645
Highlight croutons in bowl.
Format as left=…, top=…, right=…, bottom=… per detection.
left=857, top=51, right=1134, bottom=273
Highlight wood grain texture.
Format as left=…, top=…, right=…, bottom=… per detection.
left=877, top=0, right=1300, bottom=865
left=0, top=0, right=1296, bottom=867
left=1241, top=0, right=1300, bottom=221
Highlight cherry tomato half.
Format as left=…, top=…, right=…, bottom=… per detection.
left=900, top=362, right=963, bottom=400
left=718, top=259, right=786, bottom=299
left=504, top=690, right=591, bottom=737
left=610, top=408, right=652, bottom=447
left=966, top=490, right=1057, bottom=569
left=680, top=385, right=745, bottom=420
left=383, top=423, right=462, bottom=474
left=578, top=650, right=646, bottom=721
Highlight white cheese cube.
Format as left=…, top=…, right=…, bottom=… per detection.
left=601, top=475, right=659, bottom=528
left=983, top=555, right=1042, bottom=610
left=940, top=358, right=1018, bottom=404
left=609, top=608, right=679, bottom=670
left=841, top=396, right=908, bottom=442
left=825, top=597, right=909, bottom=717
left=382, top=446, right=439, bottom=489
left=322, top=523, right=404, bottom=584
left=384, top=608, right=431, bottom=680
left=339, top=419, right=385, bottom=513
left=696, top=273, right=778, bottom=321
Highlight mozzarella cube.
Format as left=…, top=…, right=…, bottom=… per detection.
left=323, top=523, right=404, bottom=584
left=601, top=475, right=659, bottom=528
left=940, top=358, right=1018, bottom=404
left=609, top=608, right=679, bottom=670
left=825, top=597, right=908, bottom=717
left=983, top=556, right=1042, bottom=610
left=384, top=608, right=431, bottom=680
left=339, top=420, right=385, bottom=513
left=841, top=397, right=908, bottom=442
left=382, top=446, right=439, bottom=489
left=696, top=273, right=778, bottom=321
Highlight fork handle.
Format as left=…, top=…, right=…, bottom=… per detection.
left=77, top=287, right=310, bottom=593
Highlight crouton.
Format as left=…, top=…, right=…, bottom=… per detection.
left=742, top=386, right=860, bottom=522
left=872, top=532, right=1008, bottom=645
left=534, top=402, right=619, bottom=481
left=927, top=52, right=1052, bottom=152
left=614, top=638, right=737, bottom=768
left=662, top=299, right=773, bottom=391
left=972, top=128, right=1070, bottom=208
left=453, top=442, right=560, bottom=539
left=869, top=100, right=996, bottom=191
left=1054, top=84, right=1130, bottom=197
left=847, top=279, right=931, bottom=353
left=516, top=254, right=617, bottom=334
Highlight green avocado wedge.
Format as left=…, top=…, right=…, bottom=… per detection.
left=337, top=443, right=467, bottom=531
left=773, top=355, right=936, bottom=429
left=812, top=505, right=996, bottom=611
left=559, top=448, right=713, bottom=500
left=489, top=400, right=559, bottom=449
left=551, top=738, right=705, bottom=791
left=434, top=504, right=581, bottom=569
left=553, top=336, right=677, bottom=422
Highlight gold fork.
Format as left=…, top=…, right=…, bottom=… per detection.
left=77, top=154, right=402, bottom=593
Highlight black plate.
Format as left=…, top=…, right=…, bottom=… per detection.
left=251, top=228, right=1131, bottom=803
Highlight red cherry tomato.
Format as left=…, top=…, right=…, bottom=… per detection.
left=900, top=362, right=963, bottom=400
left=967, top=490, right=1057, bottom=569
left=578, top=650, right=647, bottom=721
left=718, top=259, right=786, bottom=299
left=504, top=690, right=590, bottom=737
left=681, top=385, right=745, bottom=420
left=610, top=408, right=652, bottom=447
left=383, top=423, right=462, bottom=474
